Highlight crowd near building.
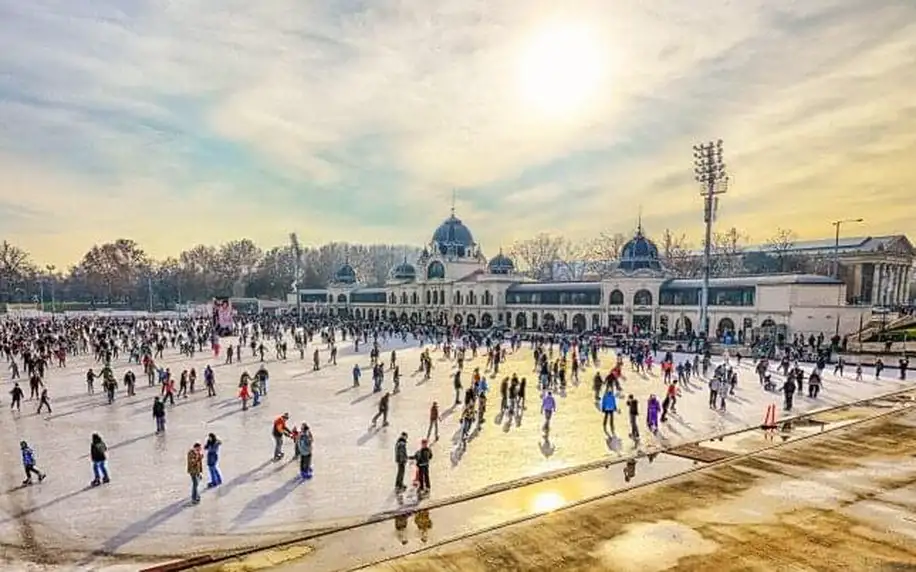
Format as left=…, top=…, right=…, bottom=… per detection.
left=291, top=212, right=916, bottom=342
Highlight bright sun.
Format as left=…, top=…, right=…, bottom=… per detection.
left=517, top=24, right=605, bottom=117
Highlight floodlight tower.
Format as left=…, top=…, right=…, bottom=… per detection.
left=289, top=232, right=304, bottom=323
left=693, top=139, right=729, bottom=339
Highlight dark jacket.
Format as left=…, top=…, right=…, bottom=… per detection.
left=412, top=446, right=433, bottom=467
left=152, top=401, right=165, bottom=418
left=90, top=439, right=107, bottom=462
left=395, top=437, right=408, bottom=464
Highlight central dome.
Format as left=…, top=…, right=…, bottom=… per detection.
left=431, top=214, right=475, bottom=257
left=617, top=227, right=662, bottom=272
left=333, top=262, right=358, bottom=285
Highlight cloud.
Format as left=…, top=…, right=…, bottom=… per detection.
left=0, top=0, right=914, bottom=266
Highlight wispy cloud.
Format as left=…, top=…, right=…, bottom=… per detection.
left=0, top=0, right=914, bottom=265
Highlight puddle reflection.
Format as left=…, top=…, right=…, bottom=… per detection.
left=393, top=508, right=433, bottom=545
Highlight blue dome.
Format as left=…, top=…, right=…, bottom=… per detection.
left=390, top=260, right=416, bottom=281
left=488, top=251, right=515, bottom=275
left=618, top=228, right=663, bottom=272
left=432, top=215, right=475, bottom=257
left=334, top=263, right=357, bottom=284
left=427, top=260, right=446, bottom=280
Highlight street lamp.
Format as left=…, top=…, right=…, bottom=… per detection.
left=831, top=218, right=863, bottom=278
left=693, top=139, right=729, bottom=339
left=45, top=265, right=56, bottom=313
left=831, top=218, right=863, bottom=337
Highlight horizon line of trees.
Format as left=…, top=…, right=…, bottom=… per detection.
left=0, top=227, right=828, bottom=309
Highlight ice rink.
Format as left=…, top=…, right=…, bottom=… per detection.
left=0, top=333, right=910, bottom=562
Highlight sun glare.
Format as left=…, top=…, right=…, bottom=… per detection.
left=517, top=24, right=605, bottom=117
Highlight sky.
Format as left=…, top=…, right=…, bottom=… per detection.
left=1, top=0, right=915, bottom=267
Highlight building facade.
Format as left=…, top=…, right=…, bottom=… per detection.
left=291, top=214, right=891, bottom=339
left=742, top=235, right=915, bottom=306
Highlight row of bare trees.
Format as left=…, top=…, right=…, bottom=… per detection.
left=0, top=238, right=417, bottom=308
left=506, top=227, right=831, bottom=281
left=0, top=226, right=827, bottom=309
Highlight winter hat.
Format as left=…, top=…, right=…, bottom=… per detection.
left=421, top=439, right=428, bottom=446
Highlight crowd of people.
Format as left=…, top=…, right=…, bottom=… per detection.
left=1, top=311, right=909, bottom=506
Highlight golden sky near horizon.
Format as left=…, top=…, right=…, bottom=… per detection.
left=0, top=0, right=914, bottom=266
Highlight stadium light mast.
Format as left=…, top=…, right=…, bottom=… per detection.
left=693, top=139, right=729, bottom=339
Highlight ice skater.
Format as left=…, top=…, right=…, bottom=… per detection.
left=205, top=433, right=222, bottom=487
left=90, top=433, right=110, bottom=486
left=20, top=441, right=46, bottom=485
left=296, top=424, right=313, bottom=479
left=272, top=413, right=291, bottom=460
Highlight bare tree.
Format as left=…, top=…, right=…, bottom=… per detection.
left=0, top=240, right=33, bottom=302
left=579, top=232, right=627, bottom=277
left=710, top=227, right=747, bottom=276
left=509, top=233, right=566, bottom=281
left=766, top=228, right=797, bottom=273
left=77, top=239, right=149, bottom=304
left=659, top=229, right=699, bottom=277
left=554, top=238, right=590, bottom=281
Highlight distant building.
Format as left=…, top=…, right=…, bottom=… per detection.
left=741, top=236, right=914, bottom=305
left=289, top=212, right=896, bottom=340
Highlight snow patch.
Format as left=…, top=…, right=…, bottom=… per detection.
left=592, top=520, right=718, bottom=572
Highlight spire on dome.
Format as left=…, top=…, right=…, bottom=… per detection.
left=637, top=205, right=643, bottom=235
left=450, top=189, right=456, bottom=217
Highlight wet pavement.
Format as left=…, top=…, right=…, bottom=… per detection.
left=183, top=387, right=916, bottom=572
left=351, top=400, right=916, bottom=572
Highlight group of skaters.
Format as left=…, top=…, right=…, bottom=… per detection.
left=2, top=313, right=911, bottom=506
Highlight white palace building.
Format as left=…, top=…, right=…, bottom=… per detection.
left=291, top=213, right=915, bottom=340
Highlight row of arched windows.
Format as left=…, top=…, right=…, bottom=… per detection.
left=371, top=289, right=652, bottom=307
left=385, top=289, right=495, bottom=306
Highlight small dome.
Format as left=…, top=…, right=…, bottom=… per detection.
left=432, top=214, right=475, bottom=257
left=488, top=251, right=515, bottom=275
left=333, top=263, right=357, bottom=284
left=427, top=260, right=446, bottom=280
left=618, top=227, right=663, bottom=272
left=390, top=260, right=416, bottom=281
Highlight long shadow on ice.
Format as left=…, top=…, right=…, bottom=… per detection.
left=217, top=459, right=274, bottom=498
left=231, top=476, right=303, bottom=529
left=78, top=498, right=192, bottom=565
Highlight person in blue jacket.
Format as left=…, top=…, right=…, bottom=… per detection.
left=205, top=433, right=222, bottom=487
left=601, top=389, right=618, bottom=435
left=20, top=441, right=46, bottom=485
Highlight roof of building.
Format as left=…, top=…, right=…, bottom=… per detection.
left=732, top=235, right=913, bottom=257
left=617, top=226, right=663, bottom=273
left=333, top=263, right=358, bottom=284
left=431, top=214, right=475, bottom=256
left=662, top=274, right=843, bottom=288
left=390, top=259, right=416, bottom=281
left=487, top=251, right=515, bottom=274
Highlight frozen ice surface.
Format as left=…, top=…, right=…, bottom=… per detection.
left=0, top=335, right=909, bottom=560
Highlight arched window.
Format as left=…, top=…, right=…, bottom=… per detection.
left=609, top=289, right=624, bottom=305
left=455, top=291, right=463, bottom=305
left=388, top=293, right=396, bottom=304
left=425, top=291, right=431, bottom=305
left=439, top=290, right=446, bottom=305
left=432, top=290, right=439, bottom=304
left=633, top=289, right=653, bottom=306
left=483, top=290, right=492, bottom=305
left=411, top=292, right=419, bottom=305
left=400, top=292, right=408, bottom=304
